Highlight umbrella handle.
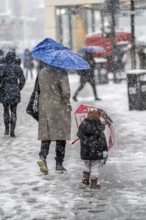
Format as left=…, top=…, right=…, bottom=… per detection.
left=71, top=137, right=79, bottom=145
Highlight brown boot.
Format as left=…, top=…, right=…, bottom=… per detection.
left=90, top=178, right=101, bottom=189
left=82, top=171, right=90, bottom=185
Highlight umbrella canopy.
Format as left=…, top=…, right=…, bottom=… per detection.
left=78, top=46, right=105, bottom=53
left=30, top=38, right=91, bottom=70
left=72, top=104, right=116, bottom=150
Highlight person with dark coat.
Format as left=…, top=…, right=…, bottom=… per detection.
left=36, top=65, right=71, bottom=175
left=23, top=49, right=34, bottom=80
left=77, top=108, right=108, bottom=189
left=73, top=52, right=101, bottom=101
left=0, top=49, right=4, bottom=64
left=15, top=56, right=21, bottom=66
left=10, top=49, right=21, bottom=66
left=0, top=51, right=25, bottom=137
left=0, top=50, right=5, bottom=100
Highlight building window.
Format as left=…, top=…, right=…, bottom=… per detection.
left=56, top=4, right=102, bottom=49
left=85, top=9, right=101, bottom=34
left=56, top=7, right=71, bottom=48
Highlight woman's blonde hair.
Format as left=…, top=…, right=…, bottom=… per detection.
left=87, top=108, right=100, bottom=119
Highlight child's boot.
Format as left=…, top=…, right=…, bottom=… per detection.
left=82, top=171, right=90, bottom=185
left=90, top=178, right=100, bottom=189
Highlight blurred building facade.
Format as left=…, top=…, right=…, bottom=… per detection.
left=119, top=0, right=146, bottom=42
left=0, top=0, right=45, bottom=52
left=44, top=0, right=146, bottom=51
left=44, top=0, right=104, bottom=51
left=1, top=0, right=145, bottom=53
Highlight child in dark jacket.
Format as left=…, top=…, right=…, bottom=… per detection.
left=77, top=108, right=108, bottom=189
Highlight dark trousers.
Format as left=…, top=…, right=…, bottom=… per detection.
left=25, top=68, right=33, bottom=80
left=3, top=104, right=17, bottom=133
left=39, top=140, right=66, bottom=163
left=73, top=81, right=98, bottom=99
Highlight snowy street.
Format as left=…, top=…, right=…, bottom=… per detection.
left=0, top=73, right=146, bottom=220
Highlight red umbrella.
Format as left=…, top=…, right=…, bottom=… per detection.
left=71, top=104, right=116, bottom=150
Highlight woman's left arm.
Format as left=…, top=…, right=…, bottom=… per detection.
left=18, top=67, right=26, bottom=90
left=60, top=73, right=71, bottom=109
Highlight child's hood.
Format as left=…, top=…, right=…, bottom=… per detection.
left=77, top=118, right=103, bottom=137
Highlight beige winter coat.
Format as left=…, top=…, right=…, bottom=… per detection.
left=38, top=66, right=71, bottom=140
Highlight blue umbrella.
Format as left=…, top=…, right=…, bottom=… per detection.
left=30, top=38, right=91, bottom=70
left=78, top=46, right=105, bottom=53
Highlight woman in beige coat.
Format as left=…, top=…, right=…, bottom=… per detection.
left=37, top=65, right=71, bottom=175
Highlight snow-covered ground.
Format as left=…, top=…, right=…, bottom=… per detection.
left=0, top=72, right=146, bottom=220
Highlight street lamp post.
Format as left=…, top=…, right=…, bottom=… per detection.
left=104, top=0, right=120, bottom=83
left=111, top=10, right=117, bottom=83
left=130, top=0, right=136, bottom=69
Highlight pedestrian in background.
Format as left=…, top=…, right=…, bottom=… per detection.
left=0, top=49, right=4, bottom=64
left=73, top=52, right=101, bottom=101
left=137, top=46, right=146, bottom=69
left=37, top=64, right=71, bottom=175
left=24, top=49, right=34, bottom=80
left=0, top=51, right=25, bottom=137
left=11, top=48, right=22, bottom=66
left=77, top=108, right=108, bottom=189
left=0, top=50, right=4, bottom=100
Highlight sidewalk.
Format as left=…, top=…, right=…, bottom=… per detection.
left=0, top=75, right=146, bottom=220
